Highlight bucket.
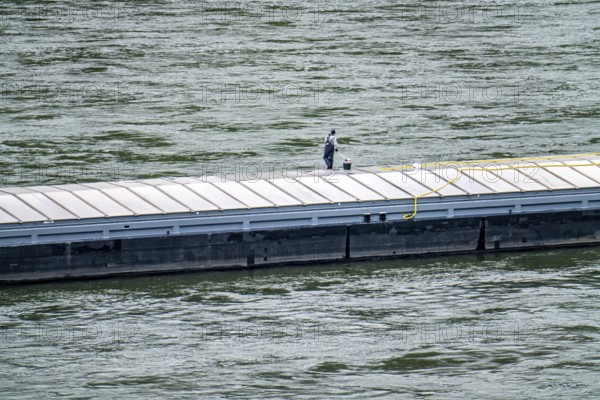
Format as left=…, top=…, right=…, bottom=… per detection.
left=343, top=158, right=352, bottom=171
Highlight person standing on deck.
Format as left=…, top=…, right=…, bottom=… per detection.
left=323, top=129, right=338, bottom=170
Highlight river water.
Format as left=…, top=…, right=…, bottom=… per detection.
left=1, top=0, right=599, bottom=398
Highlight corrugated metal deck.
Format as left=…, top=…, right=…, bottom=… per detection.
left=1, top=153, right=600, bottom=246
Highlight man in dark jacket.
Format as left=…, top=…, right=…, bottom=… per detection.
left=323, top=129, right=338, bottom=169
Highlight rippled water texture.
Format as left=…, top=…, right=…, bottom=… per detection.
left=1, top=0, right=599, bottom=184
left=1, top=249, right=600, bottom=399
left=1, top=0, right=600, bottom=398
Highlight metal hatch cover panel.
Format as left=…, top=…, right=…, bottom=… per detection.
left=82, top=183, right=163, bottom=215
left=0, top=208, right=19, bottom=224
left=212, top=181, right=274, bottom=208
left=415, top=170, right=467, bottom=197
left=551, top=160, right=600, bottom=185
left=185, top=182, right=247, bottom=210
left=571, top=165, right=600, bottom=184
left=240, top=180, right=303, bottom=207
left=0, top=193, right=47, bottom=222
left=0, top=187, right=77, bottom=220
left=431, top=167, right=496, bottom=195
left=376, top=172, right=439, bottom=198
left=0, top=187, right=34, bottom=195
left=527, top=168, right=574, bottom=190
left=58, top=184, right=134, bottom=217
left=489, top=160, right=572, bottom=190
left=486, top=169, right=547, bottom=192
left=161, top=177, right=210, bottom=185
left=146, top=182, right=219, bottom=212
left=13, top=193, right=76, bottom=221
left=113, top=182, right=191, bottom=214
left=327, top=174, right=386, bottom=201
left=269, top=178, right=329, bottom=205
left=27, top=186, right=106, bottom=219
left=0, top=188, right=76, bottom=220
left=460, top=169, right=520, bottom=194
left=541, top=166, right=599, bottom=188
left=350, top=173, right=412, bottom=199
left=297, top=176, right=357, bottom=203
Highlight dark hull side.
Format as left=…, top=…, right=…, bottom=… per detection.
left=1, top=210, right=599, bottom=283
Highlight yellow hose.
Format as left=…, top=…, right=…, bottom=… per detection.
left=377, top=153, right=600, bottom=220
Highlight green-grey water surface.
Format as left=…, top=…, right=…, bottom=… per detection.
left=1, top=0, right=600, bottom=398
left=1, top=250, right=600, bottom=398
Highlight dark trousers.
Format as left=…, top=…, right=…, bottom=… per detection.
left=323, top=144, right=335, bottom=168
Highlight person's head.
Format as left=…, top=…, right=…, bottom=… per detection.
left=330, top=129, right=336, bottom=135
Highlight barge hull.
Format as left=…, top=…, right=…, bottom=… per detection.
left=2, top=210, right=599, bottom=283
